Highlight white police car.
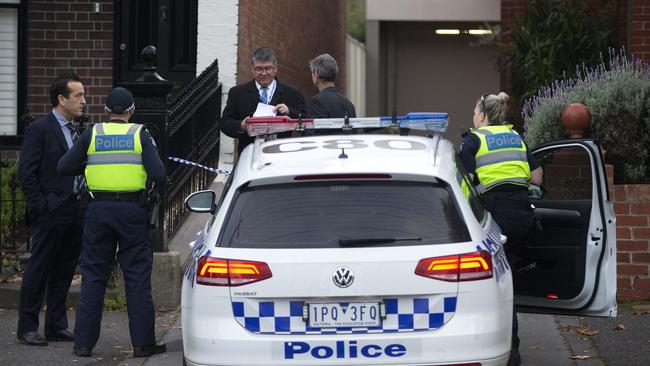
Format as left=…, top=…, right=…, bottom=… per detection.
left=181, top=114, right=616, bottom=366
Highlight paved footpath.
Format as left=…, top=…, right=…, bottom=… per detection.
left=0, top=308, right=180, bottom=365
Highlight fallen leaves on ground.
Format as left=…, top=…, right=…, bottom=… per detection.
left=631, top=305, right=650, bottom=315
left=614, top=323, right=626, bottom=331
left=559, top=325, right=599, bottom=336
left=575, top=327, right=599, bottom=336
left=569, top=355, right=594, bottom=360
left=559, top=325, right=572, bottom=332
left=0, top=274, right=22, bottom=283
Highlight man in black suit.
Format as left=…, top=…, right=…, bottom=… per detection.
left=17, top=74, right=86, bottom=346
left=220, top=47, right=305, bottom=154
left=302, top=53, right=356, bottom=118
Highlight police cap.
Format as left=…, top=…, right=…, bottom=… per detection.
left=105, top=87, right=135, bottom=114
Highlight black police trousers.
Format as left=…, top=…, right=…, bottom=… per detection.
left=482, top=189, right=535, bottom=352
left=74, top=200, right=155, bottom=349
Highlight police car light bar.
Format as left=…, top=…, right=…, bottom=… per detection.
left=245, top=112, right=448, bottom=136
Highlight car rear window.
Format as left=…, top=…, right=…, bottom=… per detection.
left=219, top=181, right=470, bottom=248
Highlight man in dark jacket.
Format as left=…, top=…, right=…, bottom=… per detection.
left=17, top=74, right=86, bottom=346
left=220, top=47, right=305, bottom=154
left=302, top=53, right=356, bottom=118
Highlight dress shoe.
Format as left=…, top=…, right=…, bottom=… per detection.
left=133, top=343, right=167, bottom=357
left=45, top=329, right=74, bottom=341
left=73, top=345, right=92, bottom=357
left=17, top=331, right=48, bottom=346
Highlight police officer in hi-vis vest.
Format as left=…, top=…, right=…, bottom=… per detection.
left=458, top=92, right=543, bottom=366
left=57, top=87, right=166, bottom=358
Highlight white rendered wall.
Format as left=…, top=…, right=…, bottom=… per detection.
left=346, top=35, right=366, bottom=117
left=197, top=0, right=238, bottom=170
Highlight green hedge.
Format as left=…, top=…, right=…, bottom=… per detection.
left=1, top=161, right=26, bottom=249
left=522, top=49, right=650, bottom=183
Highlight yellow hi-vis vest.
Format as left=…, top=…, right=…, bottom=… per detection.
left=85, top=122, right=147, bottom=191
left=470, top=124, right=531, bottom=193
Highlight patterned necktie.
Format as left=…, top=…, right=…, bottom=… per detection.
left=65, top=123, right=83, bottom=194
left=66, top=122, right=79, bottom=144
left=260, top=87, right=269, bottom=104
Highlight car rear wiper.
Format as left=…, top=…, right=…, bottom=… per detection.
left=338, top=237, right=422, bottom=246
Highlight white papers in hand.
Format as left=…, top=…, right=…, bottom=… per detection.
left=253, top=103, right=277, bottom=117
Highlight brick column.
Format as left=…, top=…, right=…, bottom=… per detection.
left=613, top=177, right=650, bottom=300
left=629, top=0, right=650, bottom=62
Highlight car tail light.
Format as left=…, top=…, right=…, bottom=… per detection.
left=415, top=250, right=493, bottom=282
left=196, top=256, right=272, bottom=286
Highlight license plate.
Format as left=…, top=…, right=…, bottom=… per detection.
left=307, top=302, right=381, bottom=328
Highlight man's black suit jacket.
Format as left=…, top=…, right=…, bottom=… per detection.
left=220, top=79, right=305, bottom=153
left=302, top=86, right=356, bottom=118
left=18, top=112, right=76, bottom=220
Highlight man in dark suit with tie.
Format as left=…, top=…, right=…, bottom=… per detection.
left=17, top=74, right=86, bottom=346
left=302, top=53, right=356, bottom=119
left=220, top=47, right=305, bottom=154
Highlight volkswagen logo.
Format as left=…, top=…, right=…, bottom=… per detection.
left=332, top=266, right=354, bottom=288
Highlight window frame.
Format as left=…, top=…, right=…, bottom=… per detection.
left=0, top=0, right=25, bottom=138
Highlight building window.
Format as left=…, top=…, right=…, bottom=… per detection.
left=0, top=2, right=18, bottom=135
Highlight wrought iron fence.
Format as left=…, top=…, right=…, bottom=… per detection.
left=163, top=58, right=222, bottom=240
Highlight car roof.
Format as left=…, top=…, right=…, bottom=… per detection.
left=233, top=134, right=458, bottom=186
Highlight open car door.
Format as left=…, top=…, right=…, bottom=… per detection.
left=514, top=139, right=617, bottom=317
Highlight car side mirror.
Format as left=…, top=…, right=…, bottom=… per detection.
left=499, top=234, right=508, bottom=245
left=185, top=190, right=217, bottom=214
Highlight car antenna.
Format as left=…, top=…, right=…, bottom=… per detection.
left=390, top=69, right=407, bottom=136
left=339, top=148, right=348, bottom=159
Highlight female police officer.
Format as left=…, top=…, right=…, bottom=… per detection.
left=57, top=87, right=166, bottom=358
left=458, top=92, right=543, bottom=366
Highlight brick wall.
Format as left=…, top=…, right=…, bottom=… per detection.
left=542, top=148, right=593, bottom=201
left=499, top=0, right=527, bottom=101
left=237, top=0, right=347, bottom=100
left=27, top=0, right=113, bottom=125
left=629, top=0, right=650, bottom=62
left=608, top=165, right=650, bottom=300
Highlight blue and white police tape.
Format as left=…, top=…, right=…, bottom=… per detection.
left=168, top=156, right=231, bottom=176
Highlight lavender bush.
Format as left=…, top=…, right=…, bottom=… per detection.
left=522, top=48, right=650, bottom=183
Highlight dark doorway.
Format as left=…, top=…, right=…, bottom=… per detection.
left=115, top=0, right=197, bottom=83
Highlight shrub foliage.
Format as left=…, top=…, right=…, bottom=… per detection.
left=505, top=0, right=613, bottom=100
left=523, top=49, right=650, bottom=183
